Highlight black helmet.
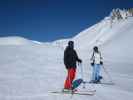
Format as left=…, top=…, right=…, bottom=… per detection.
left=93, top=46, right=98, bottom=52
left=68, top=41, right=74, bottom=48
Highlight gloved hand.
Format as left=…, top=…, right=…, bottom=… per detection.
left=78, top=59, right=82, bottom=63
left=100, top=61, right=103, bottom=65
left=91, top=62, right=94, bottom=66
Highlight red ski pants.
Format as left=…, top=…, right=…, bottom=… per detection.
left=64, top=68, right=76, bottom=89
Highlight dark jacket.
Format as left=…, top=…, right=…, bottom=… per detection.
left=64, top=46, right=81, bottom=69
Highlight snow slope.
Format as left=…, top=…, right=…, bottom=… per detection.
left=0, top=41, right=65, bottom=100
left=0, top=36, right=43, bottom=45
left=0, top=9, right=133, bottom=100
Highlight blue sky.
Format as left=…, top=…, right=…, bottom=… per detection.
left=0, top=0, right=133, bottom=42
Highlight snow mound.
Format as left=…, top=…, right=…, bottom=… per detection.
left=0, top=36, right=44, bottom=45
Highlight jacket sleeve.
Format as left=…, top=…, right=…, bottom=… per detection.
left=99, top=52, right=103, bottom=65
left=99, top=52, right=103, bottom=60
left=64, top=49, right=69, bottom=69
left=74, top=50, right=82, bottom=63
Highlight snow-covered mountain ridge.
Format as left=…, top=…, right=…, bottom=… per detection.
left=54, top=8, right=133, bottom=51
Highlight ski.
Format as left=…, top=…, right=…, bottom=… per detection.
left=84, top=81, right=115, bottom=85
left=49, top=90, right=96, bottom=96
left=97, top=82, right=115, bottom=85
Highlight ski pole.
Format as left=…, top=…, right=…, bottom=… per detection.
left=79, top=63, right=86, bottom=88
left=102, top=64, right=114, bottom=83
left=80, top=63, right=83, bottom=80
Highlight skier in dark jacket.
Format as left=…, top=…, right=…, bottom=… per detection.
left=64, top=41, right=82, bottom=90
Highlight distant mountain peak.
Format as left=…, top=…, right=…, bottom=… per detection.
left=109, top=8, right=133, bottom=21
